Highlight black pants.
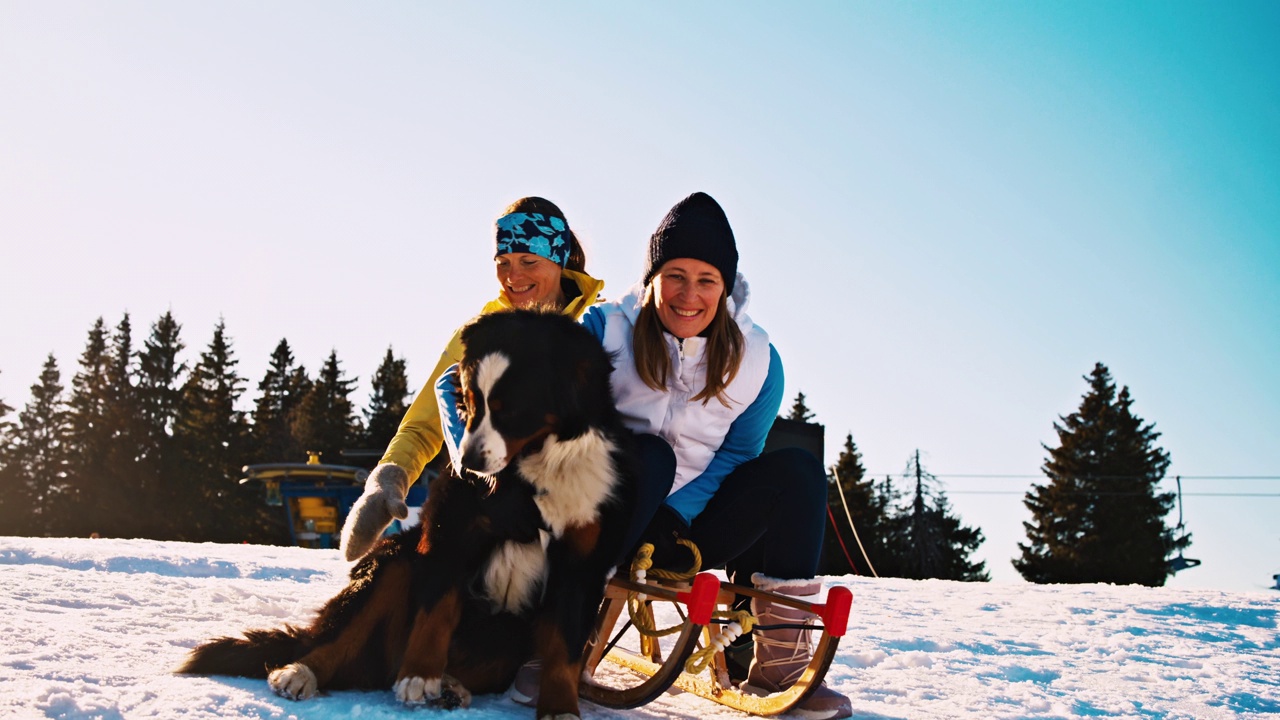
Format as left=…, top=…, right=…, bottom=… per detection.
left=690, top=447, right=827, bottom=584
left=622, top=437, right=827, bottom=585
left=616, top=433, right=677, bottom=567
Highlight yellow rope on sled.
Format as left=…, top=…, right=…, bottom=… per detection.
left=625, top=541, right=758, bottom=678
left=626, top=541, right=702, bottom=639
left=685, top=608, right=756, bottom=676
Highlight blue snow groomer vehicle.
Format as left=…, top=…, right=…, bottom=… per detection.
left=240, top=452, right=430, bottom=549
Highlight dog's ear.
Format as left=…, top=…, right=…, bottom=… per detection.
left=559, top=325, right=618, bottom=439
left=551, top=355, right=592, bottom=441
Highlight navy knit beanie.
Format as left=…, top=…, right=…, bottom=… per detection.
left=642, top=192, right=738, bottom=296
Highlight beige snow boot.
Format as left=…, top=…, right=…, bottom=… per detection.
left=742, top=574, right=852, bottom=720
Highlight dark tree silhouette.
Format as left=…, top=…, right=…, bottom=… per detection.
left=787, top=391, right=816, bottom=423
left=0, top=356, right=70, bottom=536
left=290, top=350, right=359, bottom=465
left=173, top=319, right=255, bottom=542
left=249, top=338, right=310, bottom=464
left=884, top=451, right=989, bottom=582
left=363, top=346, right=410, bottom=455
left=1016, top=363, right=1178, bottom=586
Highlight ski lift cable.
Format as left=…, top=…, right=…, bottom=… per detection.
left=942, top=486, right=1280, bottom=491
left=865, top=474, right=1280, bottom=481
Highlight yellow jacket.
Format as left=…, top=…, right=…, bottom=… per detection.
left=379, top=268, right=605, bottom=482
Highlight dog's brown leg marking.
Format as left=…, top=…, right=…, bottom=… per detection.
left=292, top=559, right=413, bottom=688
left=397, top=587, right=462, bottom=683
left=535, top=618, right=582, bottom=719
left=562, top=521, right=602, bottom=559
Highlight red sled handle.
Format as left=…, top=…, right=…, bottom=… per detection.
left=675, top=572, right=721, bottom=625
left=815, top=585, right=852, bottom=637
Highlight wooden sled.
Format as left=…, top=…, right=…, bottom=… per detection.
left=580, top=572, right=853, bottom=716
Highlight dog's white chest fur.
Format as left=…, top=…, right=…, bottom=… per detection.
left=518, top=429, right=618, bottom=536
left=481, top=430, right=618, bottom=613
left=483, top=537, right=548, bottom=614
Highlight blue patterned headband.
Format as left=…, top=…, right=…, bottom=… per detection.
left=494, top=212, right=571, bottom=268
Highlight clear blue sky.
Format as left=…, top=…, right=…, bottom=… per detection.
left=2, top=1, right=1277, bottom=591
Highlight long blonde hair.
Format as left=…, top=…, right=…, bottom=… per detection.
left=633, top=283, right=744, bottom=406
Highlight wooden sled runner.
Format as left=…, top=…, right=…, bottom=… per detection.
left=580, top=571, right=853, bottom=715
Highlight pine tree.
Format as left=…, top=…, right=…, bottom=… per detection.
left=0, top=356, right=71, bottom=536
left=822, top=432, right=894, bottom=576
left=135, top=311, right=187, bottom=538
left=291, top=350, right=359, bottom=465
left=0, top=369, right=13, bottom=477
left=786, top=392, right=816, bottom=423
left=870, top=475, right=907, bottom=576
left=98, top=314, right=147, bottom=537
left=930, top=492, right=990, bottom=581
left=174, top=319, right=253, bottom=542
left=886, top=451, right=989, bottom=582
left=1015, top=363, right=1177, bottom=586
left=63, top=317, right=112, bottom=535
left=0, top=370, right=12, bottom=437
left=250, top=339, right=309, bottom=463
left=363, top=347, right=410, bottom=455
left=137, top=311, right=186, bottom=444
left=899, top=451, right=944, bottom=579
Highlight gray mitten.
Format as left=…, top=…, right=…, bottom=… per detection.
left=340, top=464, right=410, bottom=561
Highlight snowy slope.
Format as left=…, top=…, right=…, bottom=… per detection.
left=0, top=536, right=1276, bottom=720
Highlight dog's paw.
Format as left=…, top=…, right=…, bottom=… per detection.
left=268, top=663, right=318, bottom=700
left=537, top=714, right=581, bottom=720
left=439, top=674, right=472, bottom=709
left=394, top=675, right=440, bottom=706
left=394, top=674, right=471, bottom=709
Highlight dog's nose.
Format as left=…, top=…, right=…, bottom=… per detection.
left=460, top=445, right=485, bottom=475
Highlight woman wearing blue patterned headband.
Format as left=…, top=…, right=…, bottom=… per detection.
left=340, top=196, right=603, bottom=561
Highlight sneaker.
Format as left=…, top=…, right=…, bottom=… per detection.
left=509, top=659, right=540, bottom=707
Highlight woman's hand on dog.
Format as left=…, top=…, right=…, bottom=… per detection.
left=641, top=504, right=695, bottom=571
left=340, top=464, right=411, bottom=561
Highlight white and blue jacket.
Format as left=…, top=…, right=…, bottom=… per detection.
left=580, top=274, right=784, bottom=524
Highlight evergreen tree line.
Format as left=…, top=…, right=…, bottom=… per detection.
left=1, top=313, right=1183, bottom=588
left=0, top=312, right=412, bottom=543
left=788, top=390, right=989, bottom=583
left=808, top=362, right=1184, bottom=587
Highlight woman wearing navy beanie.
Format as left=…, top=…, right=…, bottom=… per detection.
left=579, top=192, right=850, bottom=719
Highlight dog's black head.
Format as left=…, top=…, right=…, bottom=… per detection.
left=456, top=309, right=617, bottom=477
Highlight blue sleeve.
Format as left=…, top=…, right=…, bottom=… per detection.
left=579, top=304, right=606, bottom=341
left=665, top=344, right=785, bottom=523
left=435, top=363, right=465, bottom=468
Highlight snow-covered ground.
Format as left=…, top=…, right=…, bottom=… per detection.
left=1, top=536, right=1276, bottom=720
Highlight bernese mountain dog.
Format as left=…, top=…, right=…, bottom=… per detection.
left=179, top=309, right=637, bottom=719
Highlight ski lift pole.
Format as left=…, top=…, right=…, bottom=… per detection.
left=1169, top=475, right=1202, bottom=574
left=1176, top=475, right=1185, bottom=529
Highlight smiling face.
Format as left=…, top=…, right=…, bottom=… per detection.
left=496, top=252, right=565, bottom=309
left=651, top=258, right=725, bottom=339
